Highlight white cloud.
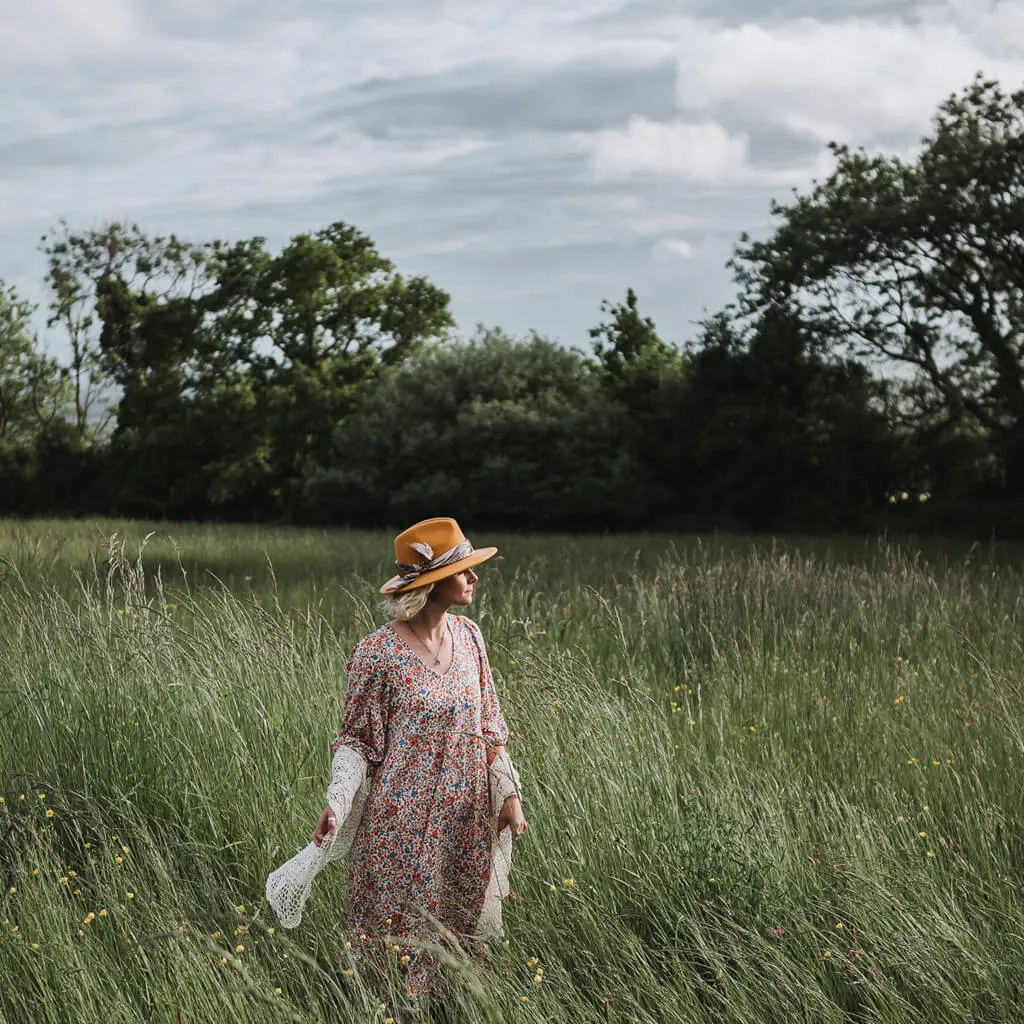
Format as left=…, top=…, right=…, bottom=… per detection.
left=653, top=237, right=695, bottom=260
left=2, top=0, right=143, bottom=63
left=588, top=117, right=751, bottom=182
left=670, top=4, right=1024, bottom=144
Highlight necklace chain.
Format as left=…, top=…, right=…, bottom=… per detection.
left=410, top=617, right=449, bottom=666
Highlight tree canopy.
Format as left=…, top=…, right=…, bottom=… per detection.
left=732, top=75, right=1024, bottom=499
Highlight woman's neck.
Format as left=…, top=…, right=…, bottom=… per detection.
left=410, top=602, right=448, bottom=642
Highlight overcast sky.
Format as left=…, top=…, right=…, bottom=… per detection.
left=3, top=0, right=1023, bottom=355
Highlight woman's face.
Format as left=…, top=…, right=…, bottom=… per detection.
left=435, top=567, right=478, bottom=607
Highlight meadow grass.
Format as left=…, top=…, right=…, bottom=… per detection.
left=1, top=519, right=1022, bottom=1023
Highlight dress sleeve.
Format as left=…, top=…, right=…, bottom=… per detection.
left=331, top=638, right=389, bottom=766
left=465, top=617, right=509, bottom=747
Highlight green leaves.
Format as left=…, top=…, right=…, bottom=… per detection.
left=731, top=75, right=1024, bottom=494
left=0, top=282, right=71, bottom=452
left=34, top=220, right=454, bottom=518
left=304, top=328, right=644, bottom=530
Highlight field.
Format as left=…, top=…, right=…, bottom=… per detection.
left=1, top=519, right=1023, bottom=1023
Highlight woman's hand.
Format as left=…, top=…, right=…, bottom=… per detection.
left=312, top=804, right=337, bottom=848
left=497, top=794, right=528, bottom=840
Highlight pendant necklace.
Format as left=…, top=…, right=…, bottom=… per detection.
left=411, top=617, right=448, bottom=666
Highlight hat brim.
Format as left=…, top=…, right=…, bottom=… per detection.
left=379, top=547, right=498, bottom=595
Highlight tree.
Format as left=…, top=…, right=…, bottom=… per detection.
left=304, top=328, right=644, bottom=530
left=0, top=282, right=77, bottom=514
left=588, top=289, right=688, bottom=517
left=201, top=223, right=454, bottom=514
left=0, top=282, right=70, bottom=451
left=38, top=219, right=453, bottom=519
left=673, top=307, right=897, bottom=530
left=40, top=223, right=218, bottom=515
left=40, top=221, right=189, bottom=439
left=731, top=75, right=1024, bottom=497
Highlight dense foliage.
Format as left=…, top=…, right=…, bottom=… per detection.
left=2, top=75, right=1023, bottom=534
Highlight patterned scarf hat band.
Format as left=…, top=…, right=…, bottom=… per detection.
left=389, top=539, right=475, bottom=592
left=378, top=517, right=498, bottom=595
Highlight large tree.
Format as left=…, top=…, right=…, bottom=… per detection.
left=674, top=307, right=897, bottom=530
left=0, top=282, right=70, bottom=451
left=39, top=220, right=454, bottom=518
left=304, top=328, right=643, bottom=530
left=588, top=289, right=688, bottom=517
left=201, top=222, right=454, bottom=513
left=731, top=76, right=1024, bottom=495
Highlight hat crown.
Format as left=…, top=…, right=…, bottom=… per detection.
left=394, top=518, right=467, bottom=565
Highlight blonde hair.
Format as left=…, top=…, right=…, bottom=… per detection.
left=384, top=582, right=436, bottom=621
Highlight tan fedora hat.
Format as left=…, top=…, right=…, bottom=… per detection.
left=380, top=517, right=497, bottom=595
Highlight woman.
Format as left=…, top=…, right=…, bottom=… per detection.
left=267, top=517, right=526, bottom=1000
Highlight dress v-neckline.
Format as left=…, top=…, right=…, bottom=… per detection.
left=388, top=615, right=457, bottom=679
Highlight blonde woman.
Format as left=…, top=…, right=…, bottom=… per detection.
left=267, top=517, right=526, bottom=1001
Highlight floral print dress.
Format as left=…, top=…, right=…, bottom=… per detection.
left=331, top=613, right=509, bottom=995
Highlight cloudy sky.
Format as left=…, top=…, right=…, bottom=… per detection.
left=3, top=0, right=1023, bottom=355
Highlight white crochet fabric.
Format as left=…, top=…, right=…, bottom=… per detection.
left=474, top=749, right=523, bottom=939
left=266, top=744, right=523, bottom=935
left=265, top=745, right=368, bottom=929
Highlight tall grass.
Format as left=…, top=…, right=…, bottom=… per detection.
left=1, top=520, right=1022, bottom=1022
